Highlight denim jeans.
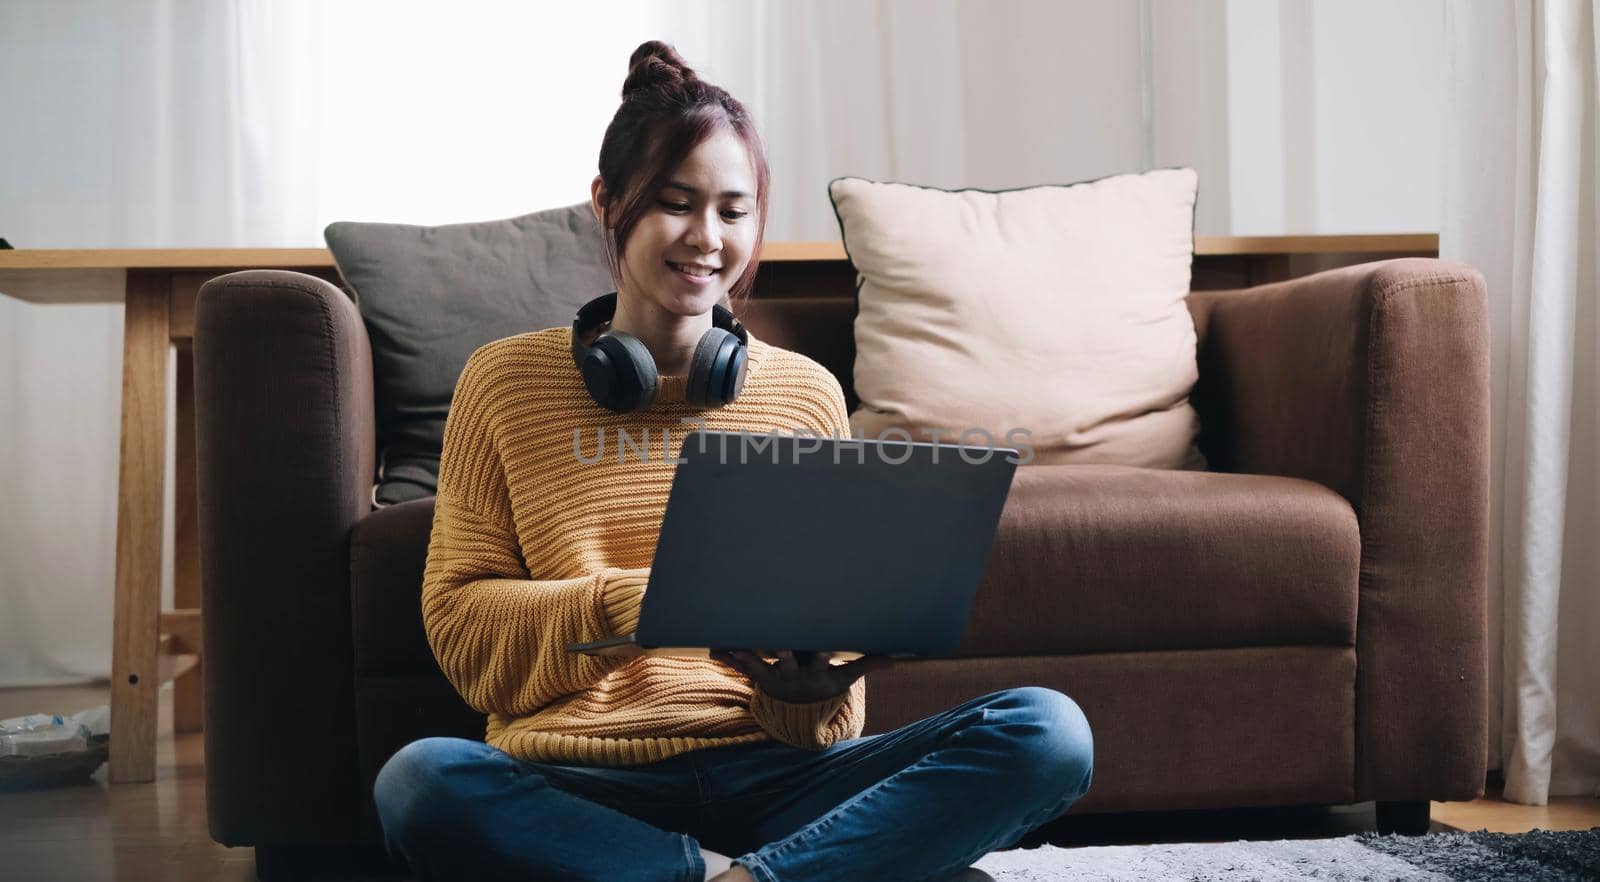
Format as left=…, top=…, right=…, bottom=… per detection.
left=373, top=686, right=1092, bottom=882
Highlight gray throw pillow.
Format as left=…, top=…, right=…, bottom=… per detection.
left=325, top=202, right=615, bottom=507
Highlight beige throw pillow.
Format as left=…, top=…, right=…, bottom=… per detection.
left=829, top=169, right=1205, bottom=469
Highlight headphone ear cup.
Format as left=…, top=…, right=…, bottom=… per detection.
left=584, top=332, right=658, bottom=411
left=687, top=327, right=739, bottom=406
left=722, top=342, right=748, bottom=401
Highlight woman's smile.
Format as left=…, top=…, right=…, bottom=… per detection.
left=667, top=259, right=721, bottom=285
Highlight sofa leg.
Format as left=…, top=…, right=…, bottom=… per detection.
left=254, top=843, right=402, bottom=881
left=1375, top=800, right=1431, bottom=836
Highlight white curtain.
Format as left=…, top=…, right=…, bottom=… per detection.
left=1444, top=0, right=1600, bottom=804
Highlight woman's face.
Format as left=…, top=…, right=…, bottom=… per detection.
left=601, top=129, right=760, bottom=318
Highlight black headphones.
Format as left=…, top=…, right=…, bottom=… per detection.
left=570, top=292, right=749, bottom=412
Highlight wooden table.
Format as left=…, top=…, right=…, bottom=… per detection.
left=0, top=234, right=1438, bottom=783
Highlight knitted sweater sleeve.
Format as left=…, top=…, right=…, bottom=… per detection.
left=746, top=366, right=868, bottom=749
left=420, top=350, right=648, bottom=717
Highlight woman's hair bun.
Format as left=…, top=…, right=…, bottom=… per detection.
left=622, top=40, right=697, bottom=98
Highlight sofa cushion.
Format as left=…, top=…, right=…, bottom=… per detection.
left=961, top=464, right=1360, bottom=656
left=829, top=170, right=1205, bottom=469
left=351, top=497, right=438, bottom=677
left=349, top=498, right=489, bottom=843
left=325, top=203, right=615, bottom=507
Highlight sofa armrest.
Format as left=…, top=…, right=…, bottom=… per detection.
left=1188, top=258, right=1489, bottom=801
left=194, top=270, right=376, bottom=846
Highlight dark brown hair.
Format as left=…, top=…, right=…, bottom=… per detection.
left=596, top=41, right=770, bottom=307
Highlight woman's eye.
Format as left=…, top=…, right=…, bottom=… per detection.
left=660, top=200, right=746, bottom=221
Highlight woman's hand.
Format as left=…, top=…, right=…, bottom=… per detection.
left=711, top=650, right=895, bottom=704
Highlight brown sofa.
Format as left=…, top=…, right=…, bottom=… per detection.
left=194, top=257, right=1488, bottom=880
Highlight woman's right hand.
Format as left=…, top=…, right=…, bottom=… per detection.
left=710, top=650, right=895, bottom=704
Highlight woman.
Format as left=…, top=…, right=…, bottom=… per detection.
left=373, top=41, right=1093, bottom=882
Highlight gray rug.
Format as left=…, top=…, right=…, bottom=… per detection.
left=972, top=828, right=1600, bottom=881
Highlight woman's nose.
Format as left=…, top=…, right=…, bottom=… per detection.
left=685, top=212, right=721, bottom=253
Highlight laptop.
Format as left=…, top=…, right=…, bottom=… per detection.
left=566, top=429, right=1018, bottom=659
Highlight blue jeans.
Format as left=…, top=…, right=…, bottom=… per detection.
left=373, top=686, right=1092, bottom=882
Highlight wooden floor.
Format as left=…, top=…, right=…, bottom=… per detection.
left=2, top=684, right=1596, bottom=882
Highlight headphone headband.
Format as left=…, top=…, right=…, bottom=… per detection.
left=573, top=292, right=747, bottom=346
left=570, top=292, right=749, bottom=412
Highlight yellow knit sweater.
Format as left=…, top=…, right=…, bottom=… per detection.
left=422, top=326, right=866, bottom=766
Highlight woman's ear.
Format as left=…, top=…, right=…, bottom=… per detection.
left=590, top=176, right=609, bottom=227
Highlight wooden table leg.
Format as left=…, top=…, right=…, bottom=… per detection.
left=109, top=270, right=169, bottom=783
left=173, top=343, right=203, bottom=733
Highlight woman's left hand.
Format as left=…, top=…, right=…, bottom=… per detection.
left=711, top=650, right=895, bottom=704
